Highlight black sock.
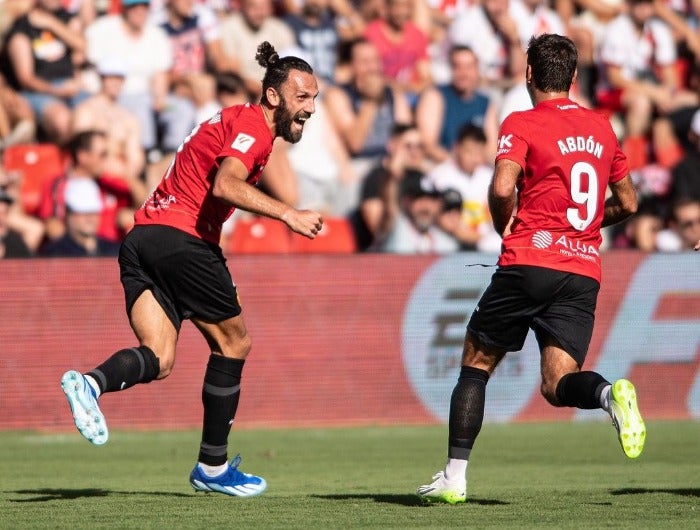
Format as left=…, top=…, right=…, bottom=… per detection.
left=87, top=346, right=160, bottom=394
left=198, top=355, right=245, bottom=466
left=448, top=366, right=489, bottom=460
left=555, top=371, right=610, bottom=409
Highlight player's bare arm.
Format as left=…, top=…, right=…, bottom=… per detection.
left=488, top=158, right=521, bottom=236
left=602, top=174, right=638, bottom=227
left=212, top=156, right=323, bottom=238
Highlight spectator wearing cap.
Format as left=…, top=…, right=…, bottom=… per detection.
left=0, top=185, right=32, bottom=258
left=426, top=124, right=501, bottom=252
left=0, top=0, right=89, bottom=143
left=349, top=122, right=428, bottom=250
left=374, top=168, right=459, bottom=254
left=41, top=177, right=121, bottom=257
left=71, top=56, right=145, bottom=182
left=84, top=0, right=195, bottom=161
left=37, top=130, right=145, bottom=244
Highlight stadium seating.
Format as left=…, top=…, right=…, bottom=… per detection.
left=2, top=143, right=67, bottom=216
left=227, top=216, right=292, bottom=254
left=289, top=217, right=357, bottom=254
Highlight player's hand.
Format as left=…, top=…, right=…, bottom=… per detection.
left=283, top=209, right=324, bottom=239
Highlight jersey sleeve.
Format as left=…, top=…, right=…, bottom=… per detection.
left=218, top=115, right=269, bottom=174
left=609, top=143, right=628, bottom=183
left=495, top=112, right=529, bottom=169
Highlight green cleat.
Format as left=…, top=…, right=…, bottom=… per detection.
left=610, top=379, right=646, bottom=459
left=417, top=471, right=466, bottom=504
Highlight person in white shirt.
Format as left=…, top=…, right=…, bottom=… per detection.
left=219, top=0, right=296, bottom=99
left=426, top=124, right=501, bottom=252
left=85, top=0, right=195, bottom=158
left=448, top=0, right=526, bottom=95
left=596, top=0, right=698, bottom=168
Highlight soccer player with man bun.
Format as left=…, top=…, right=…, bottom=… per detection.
left=418, top=33, right=645, bottom=504
left=60, top=42, right=322, bottom=497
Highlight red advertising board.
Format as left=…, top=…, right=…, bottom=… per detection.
left=0, top=252, right=698, bottom=432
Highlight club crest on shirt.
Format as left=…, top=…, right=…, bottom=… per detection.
left=231, top=133, right=256, bottom=153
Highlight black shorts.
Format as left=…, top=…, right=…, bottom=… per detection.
left=467, top=265, right=600, bottom=365
left=119, top=225, right=241, bottom=331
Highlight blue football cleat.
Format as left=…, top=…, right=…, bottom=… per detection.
left=60, top=370, right=108, bottom=445
left=190, top=454, right=267, bottom=497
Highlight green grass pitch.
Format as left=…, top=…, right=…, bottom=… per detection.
left=1, top=421, right=698, bottom=529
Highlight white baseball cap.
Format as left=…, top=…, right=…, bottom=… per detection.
left=64, top=178, right=103, bottom=214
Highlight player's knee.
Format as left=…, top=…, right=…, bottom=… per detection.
left=540, top=380, right=559, bottom=406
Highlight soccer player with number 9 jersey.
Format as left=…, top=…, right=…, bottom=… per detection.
left=418, top=34, right=645, bottom=505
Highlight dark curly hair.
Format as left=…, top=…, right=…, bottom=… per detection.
left=526, top=34, right=578, bottom=93
left=255, top=41, right=313, bottom=105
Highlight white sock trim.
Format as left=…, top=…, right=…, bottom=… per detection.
left=600, top=384, right=612, bottom=415
left=444, top=458, right=468, bottom=482
left=84, top=374, right=101, bottom=399
left=198, top=463, right=228, bottom=477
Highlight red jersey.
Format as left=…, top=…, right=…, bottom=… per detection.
left=495, top=98, right=628, bottom=282
left=135, top=104, right=274, bottom=245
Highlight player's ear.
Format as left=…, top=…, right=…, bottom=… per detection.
left=525, top=65, right=532, bottom=85
left=266, top=86, right=281, bottom=107
left=572, top=67, right=578, bottom=87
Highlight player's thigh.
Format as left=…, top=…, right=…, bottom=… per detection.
left=532, top=272, right=599, bottom=367
left=128, top=289, right=178, bottom=373
left=467, top=266, right=537, bottom=353
left=192, top=314, right=251, bottom=359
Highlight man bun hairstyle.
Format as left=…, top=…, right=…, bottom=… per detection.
left=255, top=41, right=313, bottom=105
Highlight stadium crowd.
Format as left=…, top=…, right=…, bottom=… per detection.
left=0, top=0, right=699, bottom=258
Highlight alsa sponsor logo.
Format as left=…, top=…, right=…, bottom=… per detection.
left=231, top=133, right=255, bottom=153
left=497, top=134, right=513, bottom=155
left=555, top=234, right=599, bottom=260
left=530, top=231, right=599, bottom=259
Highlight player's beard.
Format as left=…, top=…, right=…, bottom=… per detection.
left=274, top=96, right=310, bottom=144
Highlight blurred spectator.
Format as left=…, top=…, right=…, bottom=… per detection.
left=0, top=0, right=89, bottom=143
left=669, top=108, right=700, bottom=203
left=325, top=38, right=412, bottom=182
left=350, top=122, right=431, bottom=250
left=425, top=124, right=501, bottom=252
left=448, top=0, right=526, bottom=95
left=41, top=176, right=121, bottom=256
left=71, top=56, right=145, bottom=181
left=512, top=0, right=566, bottom=44
left=37, top=130, right=144, bottom=243
left=0, top=185, right=32, bottom=258
left=363, top=0, right=432, bottom=98
left=219, top=0, right=296, bottom=98
left=0, top=74, right=36, bottom=149
left=0, top=149, right=47, bottom=250
left=151, top=0, right=238, bottom=124
left=596, top=0, right=698, bottom=169
left=416, top=45, right=498, bottom=163
left=284, top=0, right=363, bottom=84
left=656, top=197, right=700, bottom=251
left=85, top=0, right=195, bottom=160
left=612, top=196, right=663, bottom=251
left=555, top=0, right=622, bottom=102
left=374, top=169, right=459, bottom=253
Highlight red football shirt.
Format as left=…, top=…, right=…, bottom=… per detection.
left=135, top=104, right=274, bottom=245
left=495, top=98, right=628, bottom=282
